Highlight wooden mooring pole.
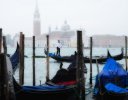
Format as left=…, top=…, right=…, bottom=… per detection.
left=125, top=36, right=127, bottom=71
left=0, top=43, right=1, bottom=100
left=46, top=35, right=50, bottom=82
left=3, top=36, right=7, bottom=54
left=76, top=30, right=85, bottom=100
left=19, top=32, right=25, bottom=85
left=33, top=36, right=36, bottom=86
left=0, top=28, right=2, bottom=53
left=96, top=59, right=99, bottom=74
left=0, top=37, right=16, bottom=100
left=89, top=37, right=92, bottom=86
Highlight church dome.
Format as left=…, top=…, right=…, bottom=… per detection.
left=61, top=20, right=70, bottom=31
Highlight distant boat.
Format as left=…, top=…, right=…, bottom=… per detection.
left=83, top=47, right=90, bottom=49
left=33, top=55, right=46, bottom=58
left=44, top=48, right=123, bottom=64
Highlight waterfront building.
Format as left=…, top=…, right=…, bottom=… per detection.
left=92, top=35, right=125, bottom=48
left=13, top=2, right=86, bottom=48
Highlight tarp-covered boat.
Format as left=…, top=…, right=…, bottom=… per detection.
left=14, top=81, right=77, bottom=100
left=49, top=64, right=77, bottom=85
left=93, top=58, right=128, bottom=100
left=48, top=60, right=87, bottom=85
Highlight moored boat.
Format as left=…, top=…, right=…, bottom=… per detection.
left=44, top=48, right=123, bottom=63
left=0, top=53, right=78, bottom=100
left=93, top=58, right=128, bottom=100
left=10, top=43, right=20, bottom=72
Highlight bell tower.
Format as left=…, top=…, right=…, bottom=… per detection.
left=33, top=0, right=41, bottom=36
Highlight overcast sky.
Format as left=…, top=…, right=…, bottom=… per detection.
left=0, top=0, right=128, bottom=37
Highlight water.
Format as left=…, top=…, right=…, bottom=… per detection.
left=8, top=47, right=125, bottom=86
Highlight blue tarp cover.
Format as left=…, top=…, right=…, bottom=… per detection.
left=105, top=83, right=128, bottom=93
left=93, top=58, right=128, bottom=96
left=48, top=53, right=55, bottom=57
left=48, top=53, right=61, bottom=58
left=99, top=58, right=127, bottom=77
left=22, top=84, right=65, bottom=91
left=98, top=58, right=128, bottom=86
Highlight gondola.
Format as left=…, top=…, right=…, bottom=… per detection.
left=93, top=58, right=128, bottom=100
left=47, top=62, right=77, bottom=86
left=10, top=43, right=28, bottom=72
left=47, top=55, right=87, bottom=86
left=10, top=43, right=20, bottom=72
left=0, top=53, right=16, bottom=100
left=44, top=48, right=123, bottom=63
left=14, top=80, right=78, bottom=100
left=0, top=53, right=78, bottom=100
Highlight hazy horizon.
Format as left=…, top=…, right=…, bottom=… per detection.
left=0, top=0, right=128, bottom=37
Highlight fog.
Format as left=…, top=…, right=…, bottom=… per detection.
left=0, top=0, right=128, bottom=36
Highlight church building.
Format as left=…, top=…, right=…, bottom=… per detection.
left=18, top=1, right=85, bottom=48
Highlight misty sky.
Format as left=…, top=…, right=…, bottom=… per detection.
left=0, top=0, right=128, bottom=37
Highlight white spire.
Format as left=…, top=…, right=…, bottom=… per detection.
left=35, top=0, right=39, bottom=12
left=34, top=0, right=40, bottom=18
left=33, top=0, right=41, bottom=36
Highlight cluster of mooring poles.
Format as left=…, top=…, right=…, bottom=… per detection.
left=0, top=28, right=87, bottom=100
left=0, top=27, right=128, bottom=100
left=0, top=28, right=16, bottom=100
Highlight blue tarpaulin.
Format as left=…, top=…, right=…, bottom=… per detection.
left=22, top=84, right=65, bottom=91
left=99, top=58, right=127, bottom=77
left=93, top=58, right=128, bottom=96
left=105, top=83, right=128, bottom=93
left=98, top=58, right=128, bottom=87
left=48, top=53, right=61, bottom=58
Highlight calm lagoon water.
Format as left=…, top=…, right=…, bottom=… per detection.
left=7, top=47, right=125, bottom=86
